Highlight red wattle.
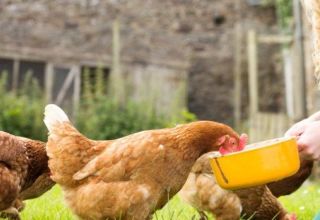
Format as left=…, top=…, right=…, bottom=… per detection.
left=219, top=147, right=229, bottom=155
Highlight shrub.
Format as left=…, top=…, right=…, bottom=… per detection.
left=0, top=72, right=47, bottom=141
left=0, top=71, right=196, bottom=140
left=76, top=70, right=196, bottom=139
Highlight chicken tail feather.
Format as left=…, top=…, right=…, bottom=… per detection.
left=44, top=104, right=70, bottom=133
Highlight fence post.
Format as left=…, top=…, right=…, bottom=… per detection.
left=12, top=59, right=19, bottom=93
left=283, top=48, right=294, bottom=121
left=293, top=0, right=307, bottom=119
left=248, top=30, right=259, bottom=141
left=110, top=17, right=125, bottom=104
left=45, top=63, right=53, bottom=103
left=73, top=66, right=81, bottom=118
left=248, top=30, right=258, bottom=115
left=234, top=23, right=242, bottom=130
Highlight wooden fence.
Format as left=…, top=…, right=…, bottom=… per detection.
left=245, top=29, right=320, bottom=179
left=249, top=112, right=292, bottom=143
left=246, top=30, right=294, bottom=142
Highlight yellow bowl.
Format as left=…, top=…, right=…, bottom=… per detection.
left=209, top=137, right=300, bottom=190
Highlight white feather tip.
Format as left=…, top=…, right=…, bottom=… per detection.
left=44, top=104, right=69, bottom=132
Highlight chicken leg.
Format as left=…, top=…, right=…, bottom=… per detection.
left=0, top=207, right=20, bottom=220
left=199, top=211, right=208, bottom=220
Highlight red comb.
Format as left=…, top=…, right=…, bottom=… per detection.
left=238, top=133, right=248, bottom=151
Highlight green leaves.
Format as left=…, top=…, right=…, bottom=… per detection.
left=0, top=70, right=196, bottom=141
left=276, top=0, right=293, bottom=31
left=76, top=70, right=196, bottom=139
left=0, top=72, right=46, bottom=141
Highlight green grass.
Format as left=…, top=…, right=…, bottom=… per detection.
left=18, top=183, right=320, bottom=220
left=279, top=182, right=320, bottom=220
left=20, top=187, right=74, bottom=220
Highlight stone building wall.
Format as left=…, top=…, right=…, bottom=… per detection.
left=0, top=0, right=283, bottom=124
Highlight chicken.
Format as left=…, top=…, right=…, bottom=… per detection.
left=179, top=154, right=297, bottom=220
left=43, top=104, right=245, bottom=220
left=236, top=186, right=296, bottom=220
left=179, top=155, right=242, bottom=220
left=0, top=132, right=55, bottom=220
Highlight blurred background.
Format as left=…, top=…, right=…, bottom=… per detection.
left=0, top=0, right=319, bottom=176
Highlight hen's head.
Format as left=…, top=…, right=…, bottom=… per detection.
left=176, top=121, right=247, bottom=156
left=218, top=133, right=248, bottom=155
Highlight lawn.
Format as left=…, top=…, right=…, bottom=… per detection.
left=18, top=183, right=320, bottom=220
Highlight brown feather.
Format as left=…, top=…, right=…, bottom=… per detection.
left=267, top=158, right=313, bottom=197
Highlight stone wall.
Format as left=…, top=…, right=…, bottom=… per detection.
left=0, top=0, right=283, bottom=124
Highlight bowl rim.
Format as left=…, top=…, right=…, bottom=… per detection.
left=208, top=136, right=296, bottom=158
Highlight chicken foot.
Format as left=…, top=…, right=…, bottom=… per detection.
left=0, top=207, right=20, bottom=220
left=198, top=211, right=208, bottom=220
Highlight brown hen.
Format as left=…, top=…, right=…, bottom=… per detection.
left=179, top=154, right=297, bottom=220
left=179, top=155, right=242, bottom=220
left=0, top=132, right=54, bottom=220
left=43, top=104, right=243, bottom=220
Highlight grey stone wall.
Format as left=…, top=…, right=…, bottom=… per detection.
left=0, top=0, right=283, bottom=124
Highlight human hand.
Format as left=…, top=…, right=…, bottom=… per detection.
left=295, top=121, right=320, bottom=160
left=285, top=118, right=312, bottom=137
left=285, top=111, right=320, bottom=161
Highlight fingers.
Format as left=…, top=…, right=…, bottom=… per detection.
left=298, top=140, right=320, bottom=160
left=296, top=121, right=320, bottom=161
left=285, top=118, right=320, bottom=161
left=284, top=118, right=312, bottom=137
left=284, top=123, right=303, bottom=137
left=286, top=113, right=320, bottom=137
left=299, top=148, right=320, bottom=161
left=296, top=141, right=312, bottom=160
